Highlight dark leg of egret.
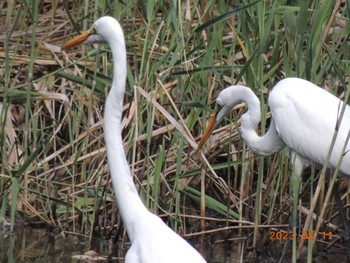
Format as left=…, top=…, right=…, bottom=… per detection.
left=332, top=180, right=350, bottom=256
left=290, top=157, right=303, bottom=263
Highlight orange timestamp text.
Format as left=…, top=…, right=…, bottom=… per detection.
left=269, top=231, right=333, bottom=241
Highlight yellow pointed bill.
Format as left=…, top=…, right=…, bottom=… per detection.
left=61, top=30, right=92, bottom=50
left=196, top=112, right=217, bottom=152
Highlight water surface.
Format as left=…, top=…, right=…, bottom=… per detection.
left=0, top=227, right=348, bottom=262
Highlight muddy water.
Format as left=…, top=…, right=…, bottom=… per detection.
left=0, top=227, right=348, bottom=262
left=0, top=227, right=240, bottom=262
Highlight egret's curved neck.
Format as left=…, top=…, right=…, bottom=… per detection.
left=104, top=36, right=148, bottom=242
left=238, top=88, right=285, bottom=156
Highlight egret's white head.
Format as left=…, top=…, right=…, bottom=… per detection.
left=215, top=86, right=250, bottom=124
left=86, top=16, right=123, bottom=45
left=61, top=16, right=124, bottom=50
left=196, top=85, right=252, bottom=151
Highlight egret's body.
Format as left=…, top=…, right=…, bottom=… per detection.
left=63, top=16, right=206, bottom=263
left=271, top=78, right=350, bottom=172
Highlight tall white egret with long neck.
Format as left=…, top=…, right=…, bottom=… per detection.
left=197, top=77, right=350, bottom=259
left=62, top=16, right=206, bottom=263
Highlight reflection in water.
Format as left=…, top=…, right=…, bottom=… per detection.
left=0, top=227, right=349, bottom=262
left=0, top=227, right=88, bottom=262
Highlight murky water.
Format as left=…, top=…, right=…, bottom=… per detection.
left=1, top=227, right=349, bottom=262
left=0, top=227, right=238, bottom=262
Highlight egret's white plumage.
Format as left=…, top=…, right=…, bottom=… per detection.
left=63, top=16, right=206, bottom=263
left=199, top=78, right=350, bottom=175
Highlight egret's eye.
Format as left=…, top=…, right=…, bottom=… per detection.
left=213, top=102, right=223, bottom=112
left=89, top=26, right=97, bottom=34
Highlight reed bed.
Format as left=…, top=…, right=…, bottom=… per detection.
left=1, top=0, right=350, bottom=261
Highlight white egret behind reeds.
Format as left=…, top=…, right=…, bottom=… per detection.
left=197, top=78, right=350, bottom=169
left=62, top=16, right=206, bottom=263
left=197, top=77, right=350, bottom=259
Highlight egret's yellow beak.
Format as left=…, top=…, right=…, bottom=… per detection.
left=196, top=112, right=218, bottom=152
left=61, top=28, right=93, bottom=50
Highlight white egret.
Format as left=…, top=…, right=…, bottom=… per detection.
left=62, top=16, right=206, bottom=263
left=197, top=78, right=350, bottom=170
left=197, top=77, right=350, bottom=259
